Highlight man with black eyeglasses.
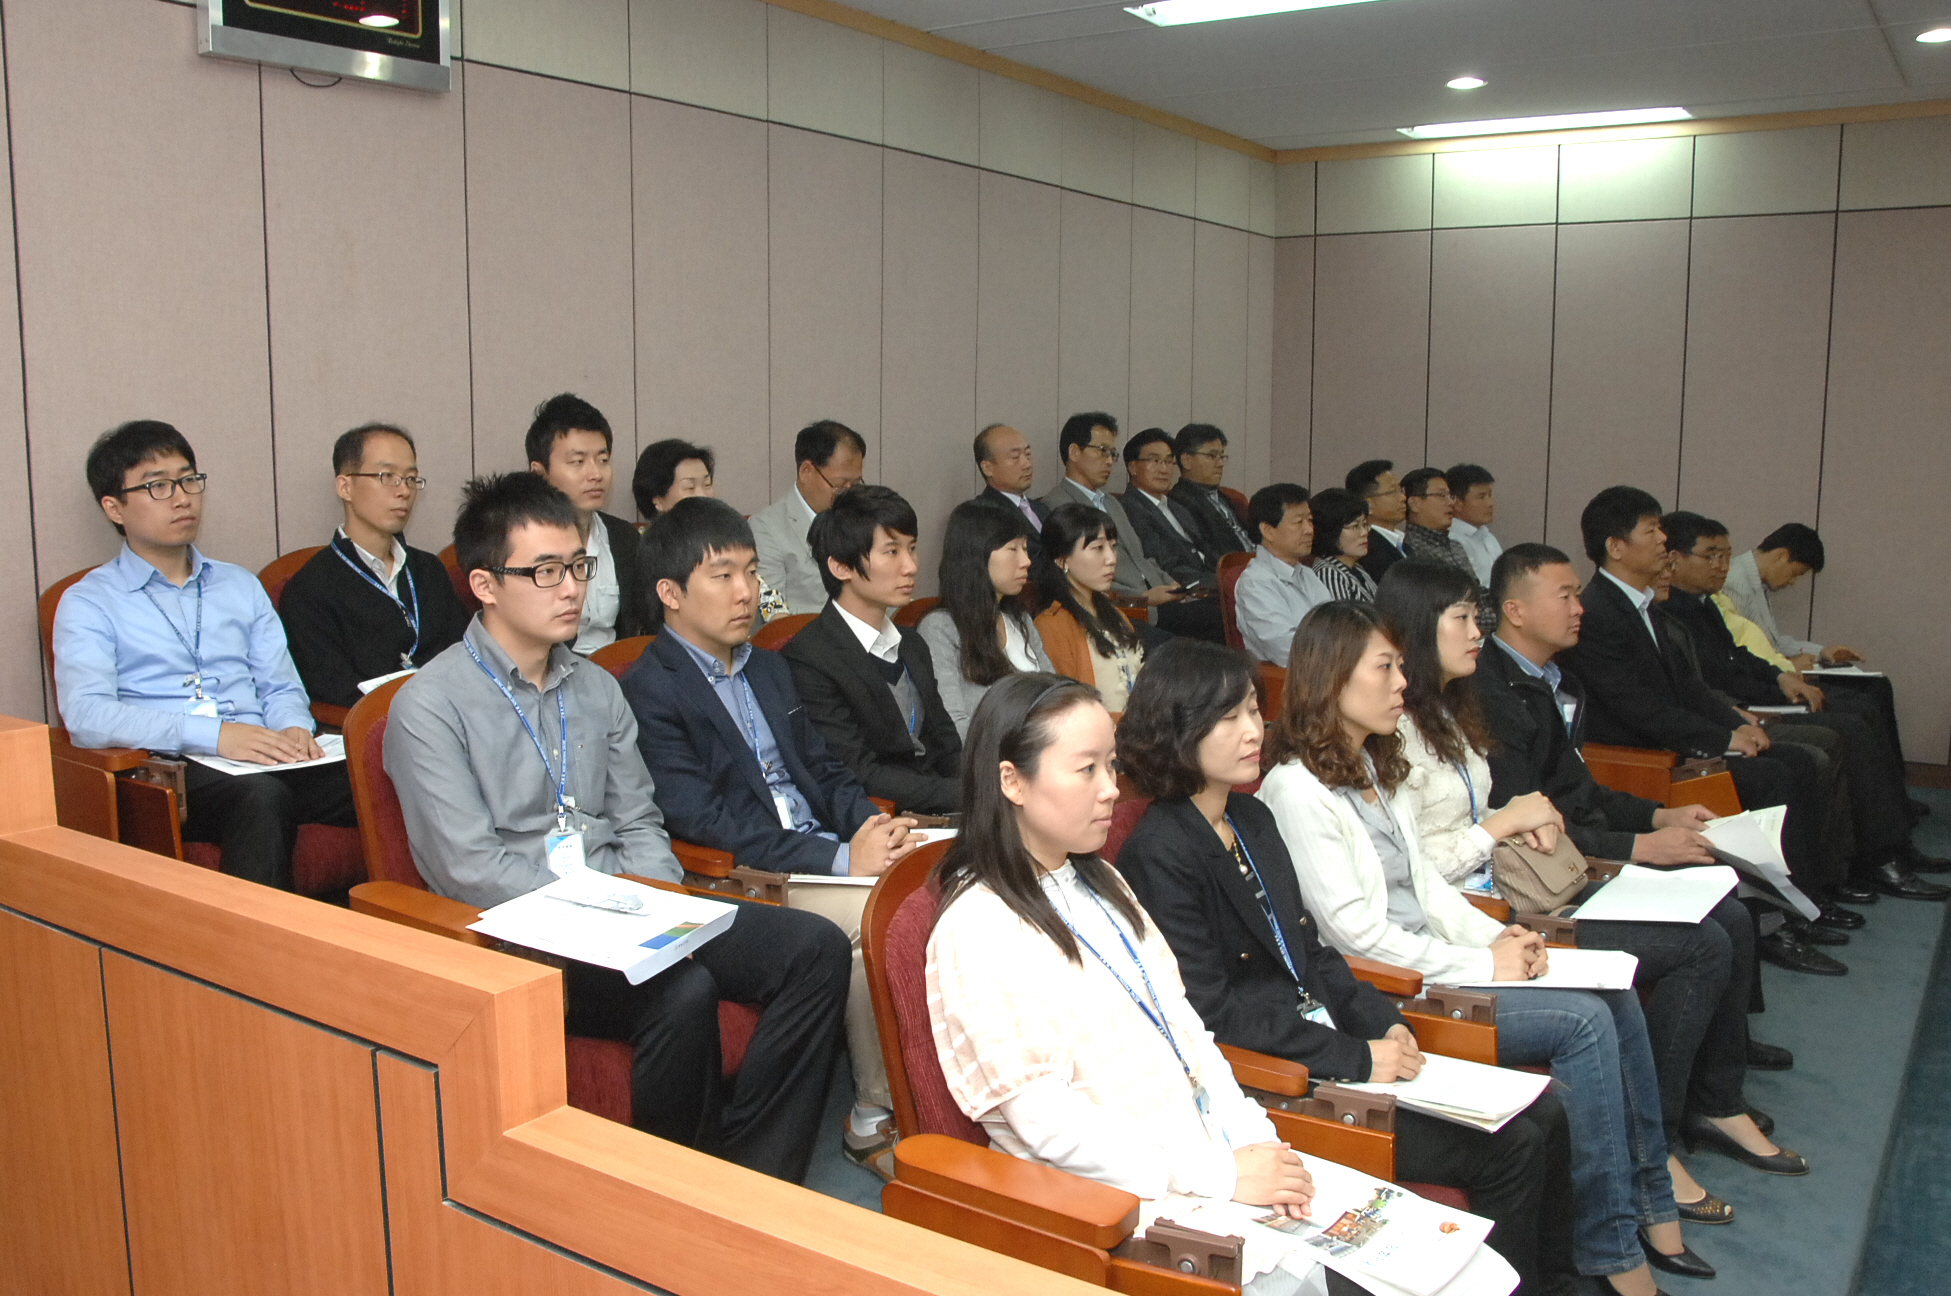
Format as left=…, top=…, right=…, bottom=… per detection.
left=1169, top=423, right=1254, bottom=560
left=278, top=423, right=468, bottom=709
left=749, top=419, right=868, bottom=616
left=53, top=420, right=357, bottom=891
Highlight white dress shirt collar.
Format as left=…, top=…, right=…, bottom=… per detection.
left=1372, top=525, right=1405, bottom=549
left=835, top=601, right=902, bottom=663
left=337, top=526, right=408, bottom=597
left=1598, top=567, right=1659, bottom=643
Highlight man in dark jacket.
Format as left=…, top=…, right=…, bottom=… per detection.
left=526, top=393, right=653, bottom=650
left=1168, top=423, right=1254, bottom=561
left=782, top=485, right=960, bottom=815
left=1119, top=427, right=1219, bottom=590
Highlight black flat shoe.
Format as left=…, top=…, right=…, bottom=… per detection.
left=1862, top=860, right=1951, bottom=901
left=1682, top=1115, right=1810, bottom=1175
left=1813, top=903, right=1865, bottom=931
left=1747, top=1106, right=1776, bottom=1135
left=1757, top=931, right=1848, bottom=976
left=1674, top=1191, right=1735, bottom=1225
left=1640, top=1226, right=1717, bottom=1279
left=1829, top=881, right=1878, bottom=904
left=1746, top=1039, right=1793, bottom=1071
left=1900, top=843, right=1951, bottom=873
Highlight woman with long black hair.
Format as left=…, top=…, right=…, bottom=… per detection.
left=1032, top=503, right=1145, bottom=714
left=918, top=500, right=1054, bottom=737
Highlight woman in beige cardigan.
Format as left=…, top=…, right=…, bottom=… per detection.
left=1032, top=504, right=1145, bottom=715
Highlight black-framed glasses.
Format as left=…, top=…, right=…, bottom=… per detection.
left=812, top=463, right=864, bottom=494
left=117, top=473, right=208, bottom=500
left=1079, top=443, right=1116, bottom=460
left=1186, top=449, right=1229, bottom=463
left=1132, top=454, right=1176, bottom=467
left=490, top=556, right=598, bottom=588
left=345, top=471, right=429, bottom=491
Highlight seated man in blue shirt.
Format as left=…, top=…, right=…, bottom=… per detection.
left=53, top=420, right=354, bottom=891
left=620, top=496, right=919, bottom=1177
left=1234, top=482, right=1333, bottom=666
left=386, top=473, right=848, bottom=1182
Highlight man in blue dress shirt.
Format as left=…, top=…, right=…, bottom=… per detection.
left=52, top=420, right=354, bottom=890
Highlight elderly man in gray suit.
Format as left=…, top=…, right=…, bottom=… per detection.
left=748, top=419, right=867, bottom=615
left=1037, top=411, right=1223, bottom=643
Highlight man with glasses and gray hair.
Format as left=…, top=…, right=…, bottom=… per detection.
left=749, top=418, right=868, bottom=615
left=53, top=419, right=357, bottom=891
left=278, top=422, right=468, bottom=709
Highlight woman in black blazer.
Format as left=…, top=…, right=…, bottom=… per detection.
left=1114, top=639, right=1575, bottom=1296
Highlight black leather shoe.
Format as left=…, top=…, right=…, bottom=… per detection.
left=1748, top=1105, right=1776, bottom=1135
left=1746, top=1040, right=1793, bottom=1071
left=1683, top=1114, right=1810, bottom=1174
left=1758, top=930, right=1847, bottom=975
left=1792, top=916, right=1849, bottom=946
left=1674, top=1190, right=1735, bottom=1225
left=1640, top=1226, right=1716, bottom=1279
left=1813, top=903, right=1864, bottom=931
left=1829, top=880, right=1878, bottom=904
left=1899, top=843, right=1951, bottom=873
left=1862, top=860, right=1951, bottom=901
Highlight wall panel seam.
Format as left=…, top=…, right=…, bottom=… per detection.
left=460, top=60, right=477, bottom=476
left=256, top=68, right=280, bottom=554
left=94, top=944, right=138, bottom=1296
left=1541, top=225, right=1559, bottom=547
left=1, top=0, right=46, bottom=716
left=1810, top=206, right=1843, bottom=653
left=1672, top=215, right=1694, bottom=511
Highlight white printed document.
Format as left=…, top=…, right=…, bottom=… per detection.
left=1339, top=1053, right=1552, bottom=1135
left=1700, top=806, right=1820, bottom=921
left=188, top=733, right=345, bottom=778
left=468, top=871, right=736, bottom=984
left=1569, top=864, right=1738, bottom=925
left=1450, top=947, right=1639, bottom=992
left=1804, top=664, right=1882, bottom=677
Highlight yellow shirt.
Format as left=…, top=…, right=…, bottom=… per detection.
left=1713, top=592, right=1795, bottom=673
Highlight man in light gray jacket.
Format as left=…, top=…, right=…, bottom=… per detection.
left=748, top=419, right=866, bottom=615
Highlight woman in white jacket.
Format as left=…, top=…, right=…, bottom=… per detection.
left=1256, top=601, right=1684, bottom=1296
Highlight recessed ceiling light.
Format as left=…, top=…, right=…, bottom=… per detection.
left=358, top=13, right=401, bottom=27
left=1918, top=27, right=1951, bottom=43
left=1399, top=106, right=1693, bottom=139
left=1126, top=0, right=1393, bottom=28
left=1447, top=76, right=1487, bottom=90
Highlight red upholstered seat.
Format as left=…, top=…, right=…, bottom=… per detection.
left=1217, top=551, right=1251, bottom=652
left=882, top=877, right=986, bottom=1144
left=1102, top=796, right=1151, bottom=865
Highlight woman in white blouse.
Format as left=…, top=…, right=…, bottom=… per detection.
left=1255, top=601, right=1687, bottom=1296
left=919, top=500, right=1055, bottom=738
left=926, top=673, right=1329, bottom=1294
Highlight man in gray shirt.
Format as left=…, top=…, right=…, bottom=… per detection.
left=385, top=472, right=848, bottom=1183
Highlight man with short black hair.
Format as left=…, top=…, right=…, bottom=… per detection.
left=1170, top=423, right=1253, bottom=558
left=526, top=392, right=650, bottom=652
left=278, top=423, right=468, bottom=708
left=1346, top=458, right=1407, bottom=583
left=56, top=420, right=355, bottom=892
left=1119, top=427, right=1217, bottom=592
left=1234, top=483, right=1331, bottom=665
left=1444, top=463, right=1503, bottom=586
left=1724, top=524, right=1857, bottom=670
left=749, top=419, right=867, bottom=615
left=386, top=474, right=849, bottom=1182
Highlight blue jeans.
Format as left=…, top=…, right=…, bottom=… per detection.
left=1490, top=986, right=1675, bottom=1277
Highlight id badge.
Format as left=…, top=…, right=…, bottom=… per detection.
left=1302, top=1003, right=1335, bottom=1028
left=1191, top=1082, right=1224, bottom=1142
left=544, top=828, right=588, bottom=877
left=190, top=697, right=219, bottom=718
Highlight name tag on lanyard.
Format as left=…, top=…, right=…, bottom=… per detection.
left=544, top=826, right=587, bottom=877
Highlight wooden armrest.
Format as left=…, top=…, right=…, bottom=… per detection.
left=1512, top=912, right=1577, bottom=943
left=1217, top=1042, right=1308, bottom=1097
left=1107, top=1256, right=1235, bottom=1295
left=1586, top=859, right=1625, bottom=882
left=869, top=796, right=896, bottom=814
left=683, top=866, right=789, bottom=905
left=310, top=702, right=350, bottom=730
left=1344, top=955, right=1423, bottom=997
left=49, top=729, right=154, bottom=773
left=883, top=1182, right=1109, bottom=1285
left=670, top=838, right=735, bottom=878
left=893, top=1133, right=1138, bottom=1251
left=1673, top=757, right=1728, bottom=780
left=1261, top=1100, right=1395, bottom=1181
left=348, top=881, right=492, bottom=946
left=1465, top=892, right=1512, bottom=922
left=1580, top=743, right=1679, bottom=770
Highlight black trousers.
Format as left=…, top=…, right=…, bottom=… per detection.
left=1156, top=596, right=1227, bottom=644
left=1774, top=710, right=1906, bottom=862
left=564, top=897, right=850, bottom=1183
left=1393, top=1089, right=1572, bottom=1295
left=181, top=759, right=357, bottom=892
left=1822, top=674, right=1906, bottom=777
left=1724, top=744, right=1846, bottom=894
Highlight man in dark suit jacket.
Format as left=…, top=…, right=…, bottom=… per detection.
left=971, top=423, right=1050, bottom=562
left=782, top=486, right=961, bottom=815
left=1346, top=459, right=1409, bottom=585
left=1169, top=423, right=1254, bottom=561
left=525, top=392, right=652, bottom=649
left=1118, top=427, right=1219, bottom=590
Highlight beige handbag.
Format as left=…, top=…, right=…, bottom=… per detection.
left=1491, top=835, right=1589, bottom=916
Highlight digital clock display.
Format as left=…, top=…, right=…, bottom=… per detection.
left=200, top=0, right=449, bottom=90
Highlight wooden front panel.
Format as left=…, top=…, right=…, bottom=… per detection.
left=0, top=910, right=129, bottom=1296
left=102, top=951, right=389, bottom=1296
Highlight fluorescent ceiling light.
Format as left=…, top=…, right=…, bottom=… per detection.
left=1446, top=76, right=1486, bottom=90
left=1918, top=27, right=1951, bottom=43
left=358, top=13, right=401, bottom=26
left=1399, top=106, right=1693, bottom=139
left=1126, top=0, right=1391, bottom=28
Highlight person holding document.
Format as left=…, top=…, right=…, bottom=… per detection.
left=385, top=473, right=849, bottom=1182
left=1113, top=640, right=1575, bottom=1296
left=1257, top=600, right=1698, bottom=1296
left=1376, top=561, right=1806, bottom=1230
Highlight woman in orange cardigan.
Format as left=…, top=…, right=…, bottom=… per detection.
left=1033, top=504, right=1146, bottom=715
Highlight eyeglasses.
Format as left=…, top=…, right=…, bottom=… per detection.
left=345, top=471, right=429, bottom=491
left=117, top=473, right=208, bottom=500
left=1411, top=489, right=1453, bottom=502
left=1079, top=443, right=1116, bottom=460
left=1688, top=548, right=1733, bottom=565
left=490, top=556, right=598, bottom=588
left=1186, top=450, right=1229, bottom=463
left=1131, top=455, right=1176, bottom=467
left=812, top=463, right=863, bottom=494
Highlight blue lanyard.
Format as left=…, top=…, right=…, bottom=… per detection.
left=142, top=568, right=206, bottom=698
left=332, top=537, right=421, bottom=660
left=1055, top=883, right=1197, bottom=1090
left=1227, top=817, right=1302, bottom=988
left=463, top=634, right=570, bottom=817
left=1454, top=760, right=1479, bottom=824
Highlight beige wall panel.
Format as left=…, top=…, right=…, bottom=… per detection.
left=1192, top=224, right=1251, bottom=460
left=975, top=172, right=1061, bottom=495
left=767, top=5, right=883, bottom=144
left=1062, top=100, right=1135, bottom=205
left=1196, top=141, right=1252, bottom=231
left=1433, top=146, right=1558, bottom=229
left=465, top=0, right=629, bottom=89
left=882, top=152, right=979, bottom=594
left=1133, top=122, right=1198, bottom=218
left=884, top=44, right=980, bottom=166
left=261, top=68, right=472, bottom=556
left=1249, top=160, right=1278, bottom=238
left=1814, top=207, right=1951, bottom=761
left=1270, top=238, right=1314, bottom=484
left=1692, top=125, right=1840, bottom=218
left=630, top=0, right=768, bottom=120
left=1057, top=192, right=1133, bottom=478
left=464, top=67, right=635, bottom=477
left=769, top=126, right=884, bottom=490
left=1308, top=231, right=1430, bottom=488
left=1426, top=225, right=1557, bottom=548
left=0, top=22, right=36, bottom=721
left=979, top=74, right=1065, bottom=187
left=1245, top=234, right=1277, bottom=489
left=635, top=98, right=771, bottom=519
left=11, top=0, right=274, bottom=583
left=1839, top=116, right=1951, bottom=211
left=1544, top=221, right=1690, bottom=551
left=1128, top=209, right=1197, bottom=435
left=1316, top=155, right=1433, bottom=235
left=1677, top=214, right=1834, bottom=554
left=1558, top=138, right=1694, bottom=224
left=1276, top=162, right=1317, bottom=237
